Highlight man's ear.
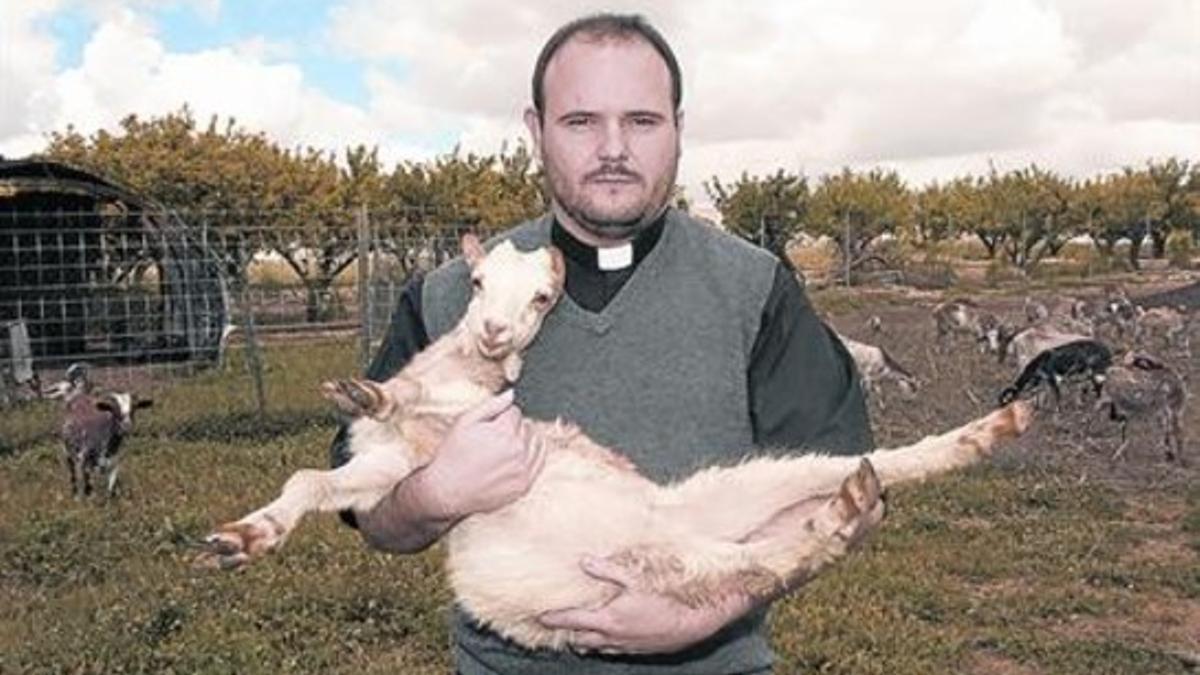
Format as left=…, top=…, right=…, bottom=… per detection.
left=524, top=106, right=544, bottom=156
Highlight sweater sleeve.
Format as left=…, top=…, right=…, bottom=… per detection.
left=329, top=275, right=430, bottom=527
left=747, top=262, right=873, bottom=455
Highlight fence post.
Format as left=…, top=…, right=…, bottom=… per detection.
left=843, top=213, right=852, bottom=287
left=356, top=205, right=371, bottom=372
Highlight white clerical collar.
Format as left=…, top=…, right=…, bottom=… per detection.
left=596, top=243, right=634, bottom=271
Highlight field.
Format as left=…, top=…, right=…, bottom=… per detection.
left=1, top=278, right=1198, bottom=674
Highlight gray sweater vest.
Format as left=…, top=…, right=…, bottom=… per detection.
left=422, top=209, right=779, bottom=674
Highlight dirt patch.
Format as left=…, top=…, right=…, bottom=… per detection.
left=966, top=651, right=1042, bottom=675
left=1051, top=596, right=1200, bottom=653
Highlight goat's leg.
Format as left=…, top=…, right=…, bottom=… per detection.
left=63, top=451, right=78, bottom=498
left=1111, top=420, right=1131, bottom=462
left=607, top=461, right=885, bottom=611
left=321, top=378, right=419, bottom=421
left=197, top=446, right=417, bottom=569
left=659, top=402, right=1032, bottom=544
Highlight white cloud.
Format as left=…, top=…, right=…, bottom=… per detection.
left=1, top=0, right=1196, bottom=210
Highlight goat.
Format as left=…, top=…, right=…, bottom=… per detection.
left=47, top=364, right=153, bottom=498
left=998, top=339, right=1112, bottom=410
left=200, top=235, right=1034, bottom=653
left=1133, top=306, right=1191, bottom=357
left=836, top=332, right=919, bottom=406
left=1023, top=296, right=1050, bottom=325
left=999, top=324, right=1094, bottom=370
left=932, top=298, right=1008, bottom=354
left=1096, top=351, right=1187, bottom=464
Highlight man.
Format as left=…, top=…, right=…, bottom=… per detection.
left=330, top=12, right=871, bottom=674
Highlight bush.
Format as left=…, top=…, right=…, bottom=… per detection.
left=1166, top=231, right=1194, bottom=270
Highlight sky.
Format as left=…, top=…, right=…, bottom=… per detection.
left=1, top=0, right=1197, bottom=216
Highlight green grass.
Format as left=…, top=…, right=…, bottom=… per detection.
left=2, top=341, right=1197, bottom=674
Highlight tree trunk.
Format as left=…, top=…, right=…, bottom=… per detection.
left=1127, top=236, right=1144, bottom=271
left=1151, top=229, right=1168, bottom=259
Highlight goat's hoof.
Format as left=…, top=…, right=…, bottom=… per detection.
left=321, top=379, right=389, bottom=419
left=830, top=459, right=885, bottom=546
left=193, top=520, right=279, bottom=570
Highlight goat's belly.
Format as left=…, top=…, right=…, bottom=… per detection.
left=445, top=454, right=660, bottom=650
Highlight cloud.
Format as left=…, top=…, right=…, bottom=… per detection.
left=1, top=0, right=1196, bottom=209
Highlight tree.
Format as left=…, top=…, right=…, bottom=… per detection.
left=910, top=180, right=959, bottom=247
left=985, top=165, right=1073, bottom=271
left=809, top=167, right=909, bottom=273
left=704, top=169, right=808, bottom=263
left=1144, top=158, right=1193, bottom=257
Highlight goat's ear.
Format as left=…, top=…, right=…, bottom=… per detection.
left=135, top=398, right=154, bottom=409
left=461, top=233, right=485, bottom=268
left=95, top=397, right=118, bottom=414
left=547, top=246, right=565, bottom=287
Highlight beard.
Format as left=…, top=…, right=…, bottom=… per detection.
left=544, top=152, right=678, bottom=242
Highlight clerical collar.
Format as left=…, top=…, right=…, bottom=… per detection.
left=550, top=213, right=667, bottom=272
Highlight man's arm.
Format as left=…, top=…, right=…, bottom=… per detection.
left=748, top=262, right=873, bottom=453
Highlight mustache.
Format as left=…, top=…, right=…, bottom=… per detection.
left=584, top=166, right=642, bottom=183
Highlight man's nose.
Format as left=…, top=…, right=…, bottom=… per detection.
left=598, top=119, right=629, bottom=161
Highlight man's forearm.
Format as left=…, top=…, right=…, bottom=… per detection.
left=355, top=468, right=460, bottom=553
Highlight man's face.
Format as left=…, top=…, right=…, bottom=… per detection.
left=526, top=36, right=681, bottom=243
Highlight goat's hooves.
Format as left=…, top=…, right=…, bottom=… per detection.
left=193, top=520, right=279, bottom=570
left=321, top=379, right=387, bottom=418
left=831, top=459, right=885, bottom=545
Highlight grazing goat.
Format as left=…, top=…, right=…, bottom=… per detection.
left=1023, top=296, right=1050, bottom=324
left=1133, top=306, right=1191, bottom=357
left=48, top=364, right=153, bottom=498
left=1096, top=351, right=1187, bottom=464
left=201, top=235, right=1034, bottom=653
left=933, top=298, right=1008, bottom=354
left=999, top=324, right=1094, bottom=370
left=998, top=339, right=1112, bottom=409
left=836, top=332, right=919, bottom=405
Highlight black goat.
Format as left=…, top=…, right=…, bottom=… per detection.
left=998, top=339, right=1112, bottom=408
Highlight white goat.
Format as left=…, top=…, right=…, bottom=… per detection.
left=201, top=235, right=1034, bottom=653
left=1096, top=351, right=1188, bottom=464
left=1133, top=306, right=1191, bottom=357
left=836, top=332, right=919, bottom=405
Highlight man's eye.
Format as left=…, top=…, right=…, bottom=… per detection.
left=565, top=117, right=593, bottom=128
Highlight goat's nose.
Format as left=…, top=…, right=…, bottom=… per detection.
left=483, top=319, right=505, bottom=339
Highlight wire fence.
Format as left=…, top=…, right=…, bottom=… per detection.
left=0, top=206, right=477, bottom=409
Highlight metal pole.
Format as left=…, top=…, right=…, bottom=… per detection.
left=356, top=205, right=371, bottom=372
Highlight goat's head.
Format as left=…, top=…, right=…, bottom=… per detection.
left=979, top=315, right=1009, bottom=354
left=461, top=233, right=565, bottom=360
left=43, top=362, right=92, bottom=401
left=95, top=392, right=154, bottom=434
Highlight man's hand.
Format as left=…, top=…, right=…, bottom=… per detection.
left=537, top=556, right=754, bottom=655
left=414, top=389, right=547, bottom=520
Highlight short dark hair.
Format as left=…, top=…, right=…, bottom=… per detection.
left=531, top=13, right=683, bottom=120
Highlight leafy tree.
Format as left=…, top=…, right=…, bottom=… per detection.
left=704, top=169, right=808, bottom=263
left=809, top=167, right=909, bottom=273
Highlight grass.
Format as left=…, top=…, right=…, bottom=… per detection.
left=2, top=334, right=1198, bottom=674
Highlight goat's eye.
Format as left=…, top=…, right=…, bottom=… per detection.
left=471, top=277, right=483, bottom=291
left=532, top=291, right=551, bottom=307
